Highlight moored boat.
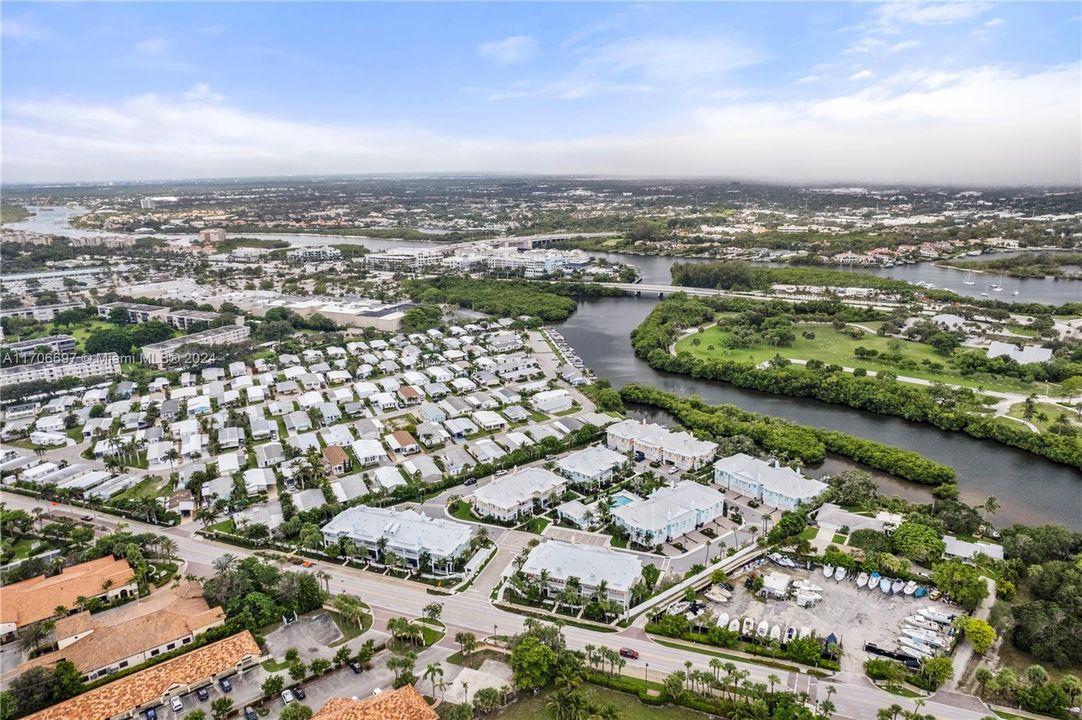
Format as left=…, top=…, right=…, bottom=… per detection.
left=742, top=617, right=756, bottom=635
left=785, top=626, right=797, bottom=643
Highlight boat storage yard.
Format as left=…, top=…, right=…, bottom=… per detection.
left=692, top=557, right=959, bottom=674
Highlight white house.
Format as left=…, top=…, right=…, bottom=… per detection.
left=606, top=419, right=718, bottom=470
left=713, top=453, right=827, bottom=510
left=351, top=438, right=386, bottom=467
left=530, top=389, right=573, bottom=414
left=557, top=445, right=627, bottom=487
left=321, top=506, right=475, bottom=572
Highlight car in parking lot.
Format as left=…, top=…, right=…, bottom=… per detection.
left=293, top=687, right=306, bottom=700
left=281, top=689, right=295, bottom=705
left=170, top=697, right=183, bottom=712
left=348, top=661, right=364, bottom=674
left=618, top=647, right=639, bottom=659
left=144, top=709, right=158, bottom=720
left=244, top=707, right=258, bottom=720
left=218, top=678, right=233, bottom=693
left=196, top=687, right=210, bottom=701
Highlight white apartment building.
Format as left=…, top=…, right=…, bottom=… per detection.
left=321, top=506, right=475, bottom=573
left=0, top=353, right=121, bottom=387
left=141, top=325, right=251, bottom=367
left=517, top=540, right=644, bottom=610
left=713, top=453, right=827, bottom=510
left=606, top=419, right=718, bottom=470
left=198, top=228, right=226, bottom=243
left=529, top=389, right=573, bottom=414
left=611, top=481, right=727, bottom=547
left=556, top=445, right=628, bottom=487
left=471, top=466, right=566, bottom=522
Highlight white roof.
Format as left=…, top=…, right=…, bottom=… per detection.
left=608, top=419, right=717, bottom=458
left=322, top=506, right=474, bottom=558
left=472, top=467, right=564, bottom=512
left=372, top=466, right=406, bottom=490
left=714, top=453, right=827, bottom=502
left=558, top=445, right=626, bottom=479
left=943, top=535, right=1004, bottom=560
left=987, top=341, right=1053, bottom=364
left=612, top=480, right=725, bottom=533
left=520, top=540, right=642, bottom=593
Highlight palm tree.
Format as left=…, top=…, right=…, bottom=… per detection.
left=212, top=553, right=237, bottom=575
left=423, top=663, right=444, bottom=699
left=314, top=569, right=331, bottom=593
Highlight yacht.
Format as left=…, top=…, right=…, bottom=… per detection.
left=898, top=637, right=933, bottom=658
left=919, top=608, right=953, bottom=625
left=905, top=615, right=939, bottom=631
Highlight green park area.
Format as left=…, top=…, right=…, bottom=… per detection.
left=675, top=323, right=1045, bottom=394
left=1004, top=401, right=1082, bottom=435
left=493, top=685, right=704, bottom=720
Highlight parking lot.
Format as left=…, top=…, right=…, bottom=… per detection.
left=702, top=563, right=944, bottom=673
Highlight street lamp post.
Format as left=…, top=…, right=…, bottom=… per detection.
left=645, top=662, right=649, bottom=688
left=494, top=624, right=498, bottom=647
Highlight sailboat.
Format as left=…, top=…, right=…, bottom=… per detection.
left=991, top=275, right=1004, bottom=292
left=1012, top=279, right=1021, bottom=296
left=963, top=270, right=976, bottom=286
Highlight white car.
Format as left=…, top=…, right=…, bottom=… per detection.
left=169, top=697, right=183, bottom=712
left=281, top=690, right=295, bottom=705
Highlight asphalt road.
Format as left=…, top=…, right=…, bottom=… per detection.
left=0, top=491, right=995, bottom=720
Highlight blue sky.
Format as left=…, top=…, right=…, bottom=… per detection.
left=2, top=2, right=1079, bottom=184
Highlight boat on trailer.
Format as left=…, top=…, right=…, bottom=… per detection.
left=903, top=581, right=918, bottom=596
left=880, top=577, right=892, bottom=593
left=834, top=566, right=847, bottom=582
left=856, top=571, right=869, bottom=588
left=823, top=564, right=835, bottom=578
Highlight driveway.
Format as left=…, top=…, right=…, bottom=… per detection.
left=265, top=612, right=342, bottom=659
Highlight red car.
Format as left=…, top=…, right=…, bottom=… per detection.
left=618, top=647, right=639, bottom=660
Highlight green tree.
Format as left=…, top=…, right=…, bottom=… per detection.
left=955, top=616, right=997, bottom=654
left=920, top=657, right=955, bottom=688
left=52, top=660, right=84, bottom=701
left=210, top=697, right=234, bottom=720
left=262, top=674, right=285, bottom=697
left=509, top=635, right=557, bottom=690
left=279, top=704, right=313, bottom=720
left=891, top=522, right=945, bottom=564
left=183, top=711, right=207, bottom=720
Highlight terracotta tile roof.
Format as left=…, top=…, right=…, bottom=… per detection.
left=312, top=686, right=437, bottom=720
left=25, top=631, right=262, bottom=720
left=322, top=446, right=349, bottom=465
left=18, top=583, right=225, bottom=676
left=0, top=556, right=135, bottom=629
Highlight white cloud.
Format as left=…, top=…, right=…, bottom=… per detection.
left=478, top=35, right=539, bottom=65
left=182, top=83, right=224, bottom=103
left=2, top=64, right=1078, bottom=186
left=873, top=2, right=994, bottom=30
left=888, top=40, right=923, bottom=53
left=1, top=15, right=53, bottom=41
left=135, top=37, right=167, bottom=55
left=985, top=17, right=1006, bottom=28
left=849, top=69, right=874, bottom=81
left=795, top=75, right=823, bottom=85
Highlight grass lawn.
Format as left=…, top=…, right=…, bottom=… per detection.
left=675, top=323, right=1049, bottom=393
left=1005, top=401, right=1081, bottom=434
left=831, top=533, right=848, bottom=545
left=494, top=685, right=705, bottom=720
left=329, top=611, right=370, bottom=646
left=798, top=527, right=818, bottom=541
left=414, top=619, right=446, bottom=647
left=5, top=537, right=39, bottom=561
left=114, top=476, right=167, bottom=502
left=446, top=648, right=506, bottom=670
left=518, top=516, right=551, bottom=534
left=877, top=682, right=927, bottom=698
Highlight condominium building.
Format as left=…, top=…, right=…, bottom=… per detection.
left=3, top=335, right=77, bottom=359
left=518, top=540, right=643, bottom=609
left=198, top=228, right=227, bottom=243
left=97, top=302, right=170, bottom=324
left=606, top=419, right=718, bottom=470
left=0, top=352, right=121, bottom=387
left=713, top=453, right=827, bottom=510
left=321, top=506, right=475, bottom=573
left=0, top=302, right=84, bottom=322
left=556, top=445, right=628, bottom=487
left=165, top=309, right=221, bottom=329
left=470, top=467, right=566, bottom=522
left=287, top=245, right=342, bottom=262
left=611, top=481, right=727, bottom=547
left=364, top=247, right=446, bottom=270
left=140, top=324, right=251, bottom=367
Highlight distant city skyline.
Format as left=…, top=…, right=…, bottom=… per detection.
left=2, top=2, right=1079, bottom=185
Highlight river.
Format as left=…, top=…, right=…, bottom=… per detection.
left=553, top=296, right=1082, bottom=530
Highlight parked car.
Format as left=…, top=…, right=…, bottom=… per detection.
left=281, top=689, right=295, bottom=705
left=244, top=708, right=258, bottom=720
left=196, top=687, right=210, bottom=701
left=348, top=661, right=364, bottom=674
left=80, top=514, right=93, bottom=522
left=169, top=697, right=183, bottom=712
left=463, top=478, right=477, bottom=486
left=618, top=647, right=640, bottom=660
left=144, top=709, right=157, bottom=720
left=495, top=469, right=508, bottom=476
left=293, top=687, right=306, bottom=700
left=218, top=678, right=232, bottom=693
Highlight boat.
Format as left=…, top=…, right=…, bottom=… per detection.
left=918, top=608, right=953, bottom=625
left=856, top=571, right=869, bottom=588
left=785, top=626, right=797, bottom=643
left=668, top=601, right=690, bottom=615
left=798, top=626, right=813, bottom=639
left=823, top=564, right=835, bottom=578
left=891, top=579, right=906, bottom=594
left=769, top=625, right=782, bottom=642
left=914, top=586, right=928, bottom=598
left=834, top=566, right=848, bottom=582
left=880, top=577, right=892, bottom=593
left=963, top=271, right=976, bottom=286
left=905, top=615, right=939, bottom=631
left=898, top=637, right=933, bottom=658
left=728, top=618, right=741, bottom=633
left=757, top=620, right=771, bottom=637
left=903, top=581, right=918, bottom=596
left=716, top=613, right=730, bottom=628
left=903, top=628, right=944, bottom=647
left=793, top=579, right=823, bottom=592
left=869, top=571, right=881, bottom=590
left=742, top=617, right=756, bottom=636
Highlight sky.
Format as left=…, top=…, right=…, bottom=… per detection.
left=2, top=2, right=1079, bottom=186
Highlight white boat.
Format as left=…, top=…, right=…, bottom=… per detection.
left=757, top=620, right=770, bottom=637
left=919, top=608, right=953, bottom=625
left=991, top=283, right=1003, bottom=293
left=716, top=613, right=730, bottom=628
left=742, top=617, right=756, bottom=636
left=798, top=626, right=813, bottom=639
left=905, top=615, right=939, bottom=631
left=769, top=625, right=782, bottom=642
left=823, top=564, right=835, bottom=578
left=793, top=579, right=823, bottom=592
left=903, top=581, right=918, bottom=596
left=668, top=601, right=690, bottom=615
left=891, top=579, right=906, bottom=594
left=728, top=618, right=741, bottom=633
left=785, top=626, right=797, bottom=643
left=898, top=637, right=933, bottom=658
left=879, top=577, right=892, bottom=593
left=834, top=566, right=847, bottom=582
left=903, top=628, right=944, bottom=647
left=963, top=271, right=976, bottom=285
left=869, top=572, right=881, bottom=590
left=856, top=572, right=869, bottom=588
